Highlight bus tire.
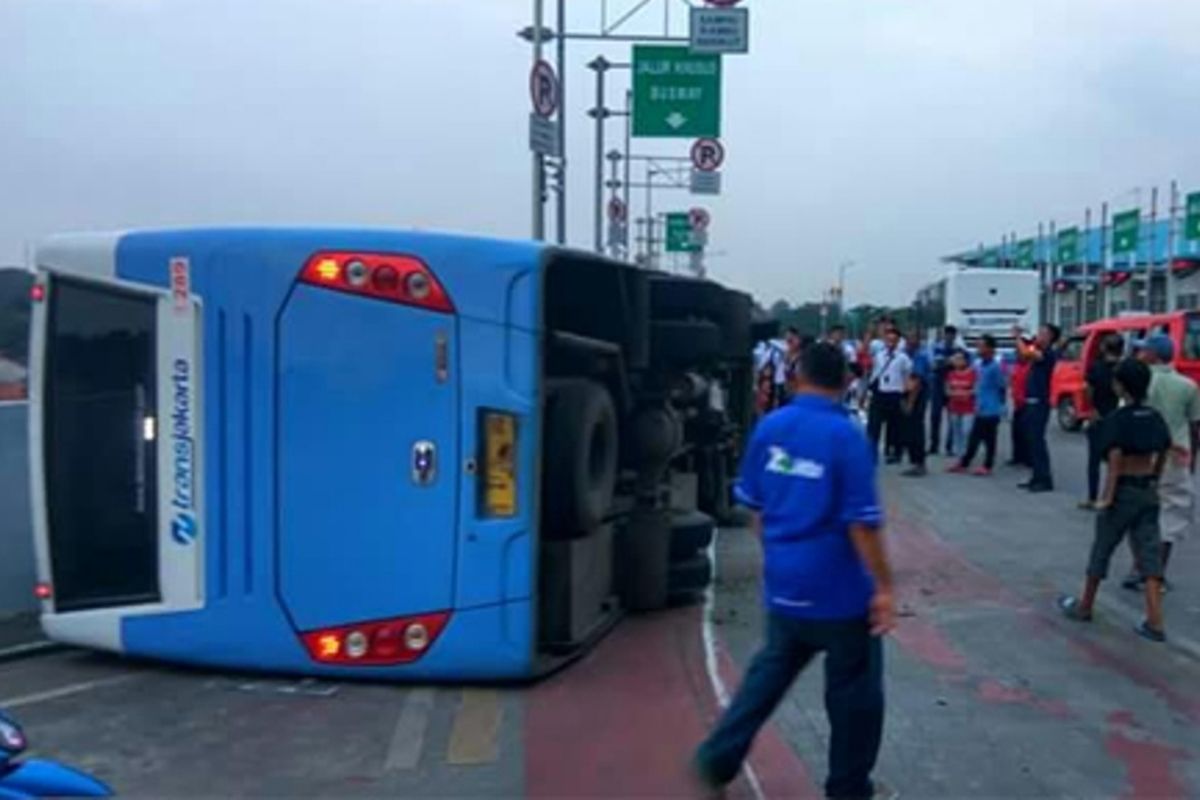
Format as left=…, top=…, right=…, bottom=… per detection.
left=543, top=379, right=619, bottom=537
left=650, top=320, right=722, bottom=365
left=668, top=553, right=713, bottom=598
left=670, top=510, right=715, bottom=561
left=1057, top=396, right=1082, bottom=432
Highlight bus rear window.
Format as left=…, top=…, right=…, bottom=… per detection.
left=44, top=278, right=161, bottom=612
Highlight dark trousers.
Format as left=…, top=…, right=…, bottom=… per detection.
left=1010, top=406, right=1030, bottom=466
left=904, top=392, right=927, bottom=467
left=929, top=388, right=946, bottom=454
left=868, top=392, right=904, bottom=461
left=1024, top=401, right=1053, bottom=486
left=961, top=416, right=1000, bottom=470
left=1086, top=422, right=1104, bottom=502
left=697, top=613, right=884, bottom=799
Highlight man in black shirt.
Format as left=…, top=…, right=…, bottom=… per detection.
left=1081, top=336, right=1124, bottom=509
left=1018, top=324, right=1062, bottom=493
left=1059, top=358, right=1171, bottom=642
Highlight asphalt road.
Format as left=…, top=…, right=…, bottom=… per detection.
left=3, top=422, right=1198, bottom=798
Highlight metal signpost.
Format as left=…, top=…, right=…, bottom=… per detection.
left=633, top=45, right=722, bottom=138
left=689, top=6, right=750, bottom=54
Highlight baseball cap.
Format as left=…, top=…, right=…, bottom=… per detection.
left=1133, top=333, right=1174, bottom=362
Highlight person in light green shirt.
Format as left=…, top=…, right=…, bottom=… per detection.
left=1127, top=335, right=1200, bottom=587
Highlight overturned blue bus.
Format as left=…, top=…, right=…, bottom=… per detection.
left=28, top=228, right=752, bottom=680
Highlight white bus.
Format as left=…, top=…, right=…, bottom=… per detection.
left=914, top=268, right=1041, bottom=350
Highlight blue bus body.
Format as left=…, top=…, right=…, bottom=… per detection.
left=31, top=229, right=549, bottom=680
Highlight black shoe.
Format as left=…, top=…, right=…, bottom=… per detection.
left=1027, top=482, right=1054, bottom=494
left=902, top=466, right=928, bottom=477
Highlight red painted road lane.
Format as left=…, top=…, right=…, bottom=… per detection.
left=886, top=505, right=1197, bottom=796
left=526, top=604, right=818, bottom=799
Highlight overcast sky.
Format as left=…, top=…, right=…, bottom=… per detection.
left=2, top=0, right=1199, bottom=306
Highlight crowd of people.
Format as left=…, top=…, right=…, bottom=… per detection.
left=705, top=322, right=1200, bottom=799
left=751, top=317, right=1200, bottom=645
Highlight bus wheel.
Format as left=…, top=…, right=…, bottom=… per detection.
left=670, top=510, right=715, bottom=561
left=1057, top=397, right=1082, bottom=432
left=543, top=379, right=619, bottom=537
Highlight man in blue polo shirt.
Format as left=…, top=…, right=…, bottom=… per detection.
left=694, top=342, right=895, bottom=800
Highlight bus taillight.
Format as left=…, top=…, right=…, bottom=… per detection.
left=299, top=612, right=450, bottom=666
left=299, top=251, right=453, bottom=313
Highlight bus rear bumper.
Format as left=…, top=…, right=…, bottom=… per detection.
left=42, top=599, right=539, bottom=681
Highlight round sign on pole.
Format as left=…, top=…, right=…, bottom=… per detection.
left=691, top=138, right=725, bottom=172
left=530, top=60, right=560, bottom=119
left=608, top=197, right=627, bottom=224
left=689, top=207, right=711, bottom=233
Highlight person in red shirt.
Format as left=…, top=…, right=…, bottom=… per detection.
left=1007, top=335, right=1034, bottom=467
left=943, top=351, right=976, bottom=457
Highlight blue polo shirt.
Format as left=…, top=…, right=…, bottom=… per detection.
left=975, top=356, right=1007, bottom=418
left=735, top=395, right=883, bottom=620
left=909, top=349, right=931, bottom=390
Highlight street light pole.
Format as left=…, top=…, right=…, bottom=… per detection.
left=623, top=89, right=632, bottom=259
left=530, top=0, right=545, bottom=241
left=555, top=0, right=567, bottom=245
left=588, top=57, right=611, bottom=254
left=838, top=261, right=854, bottom=322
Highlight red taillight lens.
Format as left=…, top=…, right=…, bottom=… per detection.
left=299, top=251, right=453, bottom=313
left=30, top=284, right=45, bottom=303
left=34, top=582, right=52, bottom=600
left=300, top=612, right=450, bottom=666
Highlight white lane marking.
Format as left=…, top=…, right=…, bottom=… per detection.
left=0, top=674, right=136, bottom=710
left=703, top=528, right=767, bottom=800
left=383, top=688, right=436, bottom=772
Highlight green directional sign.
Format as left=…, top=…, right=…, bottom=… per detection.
left=1057, top=227, right=1080, bottom=264
left=665, top=212, right=700, bottom=252
left=981, top=248, right=999, bottom=267
left=633, top=46, right=721, bottom=138
left=1186, top=192, right=1200, bottom=242
left=1016, top=239, right=1036, bottom=268
left=1113, top=209, right=1140, bottom=255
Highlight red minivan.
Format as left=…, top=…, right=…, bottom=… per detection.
left=1051, top=311, right=1200, bottom=431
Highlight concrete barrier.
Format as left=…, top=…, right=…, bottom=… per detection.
left=0, top=402, right=35, bottom=614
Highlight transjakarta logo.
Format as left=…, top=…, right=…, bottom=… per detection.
left=170, top=358, right=198, bottom=545
left=766, top=447, right=825, bottom=479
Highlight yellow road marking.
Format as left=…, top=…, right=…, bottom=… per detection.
left=446, top=689, right=502, bottom=765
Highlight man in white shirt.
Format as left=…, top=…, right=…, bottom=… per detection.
left=867, top=326, right=912, bottom=463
